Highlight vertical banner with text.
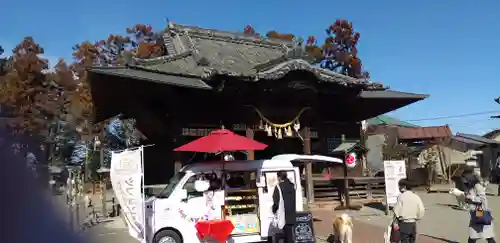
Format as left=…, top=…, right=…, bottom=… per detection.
left=110, top=148, right=145, bottom=242
left=383, top=160, right=406, bottom=205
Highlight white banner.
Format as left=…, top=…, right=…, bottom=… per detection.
left=383, top=160, right=406, bottom=205
left=110, top=148, right=145, bottom=242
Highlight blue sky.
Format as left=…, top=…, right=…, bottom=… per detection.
left=2, top=0, right=499, bottom=135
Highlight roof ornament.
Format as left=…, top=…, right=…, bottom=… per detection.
left=165, top=18, right=174, bottom=29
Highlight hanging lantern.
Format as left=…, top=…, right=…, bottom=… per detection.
left=346, top=152, right=357, bottom=169
left=277, top=128, right=283, bottom=139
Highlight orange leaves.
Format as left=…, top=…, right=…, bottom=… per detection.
left=72, top=41, right=100, bottom=72
left=304, top=45, right=323, bottom=60
left=0, top=37, right=78, bottom=135
left=305, top=19, right=369, bottom=79
left=127, top=24, right=154, bottom=36
left=266, top=30, right=295, bottom=41
left=136, top=42, right=165, bottom=59
left=67, top=23, right=166, bottom=130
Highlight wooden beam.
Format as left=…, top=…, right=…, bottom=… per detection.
left=246, top=128, right=255, bottom=160
left=303, top=127, right=314, bottom=204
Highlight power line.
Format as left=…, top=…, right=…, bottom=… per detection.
left=448, top=119, right=497, bottom=128
left=405, top=110, right=500, bottom=122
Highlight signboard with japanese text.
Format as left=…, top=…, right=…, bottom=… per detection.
left=383, top=160, right=406, bottom=205
left=110, top=148, right=145, bottom=243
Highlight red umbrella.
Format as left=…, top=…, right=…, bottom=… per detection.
left=174, top=129, right=268, bottom=153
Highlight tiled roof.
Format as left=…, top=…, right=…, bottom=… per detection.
left=366, top=115, right=418, bottom=127
left=483, top=129, right=500, bottom=139
left=331, top=142, right=366, bottom=153
left=451, top=135, right=485, bottom=145
left=89, top=22, right=385, bottom=90
left=397, top=125, right=452, bottom=140
left=89, top=66, right=212, bottom=90
left=456, top=133, right=500, bottom=144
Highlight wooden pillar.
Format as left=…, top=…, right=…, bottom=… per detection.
left=172, top=116, right=184, bottom=173
left=342, top=134, right=351, bottom=208
left=246, top=128, right=255, bottom=160
left=303, top=127, right=314, bottom=204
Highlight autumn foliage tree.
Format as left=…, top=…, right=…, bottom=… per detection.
left=0, top=37, right=83, bottom=172
left=69, top=24, right=166, bottom=132
left=306, top=20, right=369, bottom=79
left=244, top=20, right=369, bottom=79
left=0, top=45, right=10, bottom=75
left=0, top=38, right=76, bottom=137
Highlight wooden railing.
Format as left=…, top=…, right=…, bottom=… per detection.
left=312, top=176, right=386, bottom=202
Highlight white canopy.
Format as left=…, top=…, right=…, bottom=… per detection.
left=271, top=154, right=343, bottom=164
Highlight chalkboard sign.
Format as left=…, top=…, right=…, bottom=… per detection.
left=294, top=211, right=316, bottom=243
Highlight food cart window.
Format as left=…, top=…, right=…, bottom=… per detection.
left=262, top=170, right=296, bottom=193
left=183, top=172, right=222, bottom=199
left=225, top=171, right=257, bottom=190
left=157, top=172, right=186, bottom=198
left=183, top=175, right=204, bottom=199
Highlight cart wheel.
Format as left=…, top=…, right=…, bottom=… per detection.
left=153, top=229, right=182, bottom=243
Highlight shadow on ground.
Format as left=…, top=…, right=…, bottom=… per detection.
left=435, top=203, right=468, bottom=211
left=421, top=234, right=459, bottom=243
left=364, top=202, right=387, bottom=212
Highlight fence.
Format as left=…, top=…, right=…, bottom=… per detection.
left=313, top=176, right=386, bottom=202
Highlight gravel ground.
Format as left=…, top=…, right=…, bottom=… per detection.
left=346, top=184, right=500, bottom=242
left=50, top=185, right=500, bottom=242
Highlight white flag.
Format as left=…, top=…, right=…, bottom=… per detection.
left=110, top=148, right=145, bottom=242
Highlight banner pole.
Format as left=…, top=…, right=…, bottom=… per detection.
left=141, top=146, right=147, bottom=243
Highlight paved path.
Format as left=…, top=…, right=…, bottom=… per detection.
left=312, top=209, right=444, bottom=243
left=311, top=184, right=500, bottom=243
left=84, top=218, right=332, bottom=243
left=63, top=185, right=500, bottom=242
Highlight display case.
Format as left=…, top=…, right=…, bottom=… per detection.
left=224, top=189, right=260, bottom=234
left=225, top=189, right=258, bottom=215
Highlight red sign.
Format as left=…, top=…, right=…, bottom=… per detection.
left=346, top=153, right=356, bottom=168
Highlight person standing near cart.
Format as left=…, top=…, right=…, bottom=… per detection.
left=272, top=171, right=297, bottom=243
left=394, top=179, right=425, bottom=243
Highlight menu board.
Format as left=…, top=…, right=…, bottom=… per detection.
left=384, top=160, right=406, bottom=205
left=294, top=212, right=316, bottom=243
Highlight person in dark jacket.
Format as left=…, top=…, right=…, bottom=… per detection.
left=272, top=171, right=297, bottom=243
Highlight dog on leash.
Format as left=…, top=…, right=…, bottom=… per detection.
left=332, top=213, right=353, bottom=243
left=449, top=188, right=465, bottom=197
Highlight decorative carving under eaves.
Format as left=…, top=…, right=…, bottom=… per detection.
left=257, top=59, right=381, bottom=88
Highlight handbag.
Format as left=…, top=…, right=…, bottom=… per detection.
left=471, top=205, right=493, bottom=225
left=389, top=219, right=401, bottom=242
left=326, top=233, right=336, bottom=243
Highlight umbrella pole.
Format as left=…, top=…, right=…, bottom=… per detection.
left=221, top=153, right=226, bottom=188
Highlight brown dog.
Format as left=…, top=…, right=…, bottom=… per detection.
left=332, top=214, right=353, bottom=243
